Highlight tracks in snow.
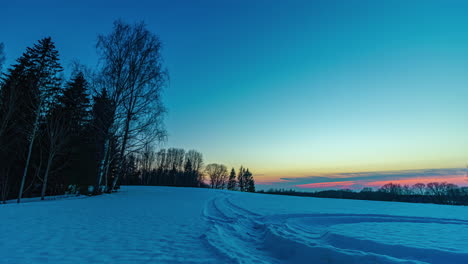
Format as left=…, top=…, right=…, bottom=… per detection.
left=202, top=193, right=276, bottom=264
left=202, top=193, right=468, bottom=264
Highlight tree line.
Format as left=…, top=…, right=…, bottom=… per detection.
left=259, top=181, right=468, bottom=206
left=121, top=148, right=204, bottom=187
left=120, top=147, right=256, bottom=192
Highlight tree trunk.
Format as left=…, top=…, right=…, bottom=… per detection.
left=104, top=154, right=110, bottom=192
left=18, top=105, right=41, bottom=203
left=1, top=169, right=9, bottom=204
left=111, top=115, right=130, bottom=191
left=94, top=138, right=109, bottom=194
left=41, top=154, right=53, bottom=200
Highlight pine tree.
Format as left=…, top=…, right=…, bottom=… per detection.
left=237, top=166, right=245, bottom=191
left=56, top=72, right=92, bottom=189
left=59, top=72, right=90, bottom=134
left=13, top=37, right=63, bottom=203
left=227, top=168, right=237, bottom=190
left=0, top=49, right=35, bottom=202
left=245, top=169, right=255, bottom=192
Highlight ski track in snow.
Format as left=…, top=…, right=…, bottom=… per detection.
left=203, top=192, right=468, bottom=264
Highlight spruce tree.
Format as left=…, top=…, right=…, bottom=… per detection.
left=237, top=166, right=245, bottom=191
left=59, top=72, right=91, bottom=134
left=0, top=48, right=35, bottom=202
left=227, top=168, right=237, bottom=190
left=14, top=37, right=63, bottom=203
left=57, top=72, right=92, bottom=189
left=245, top=169, right=256, bottom=192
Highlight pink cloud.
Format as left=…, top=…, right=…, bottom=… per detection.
left=296, top=181, right=357, bottom=189
left=293, top=172, right=468, bottom=190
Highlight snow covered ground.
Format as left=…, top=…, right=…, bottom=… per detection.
left=1, top=186, right=467, bottom=264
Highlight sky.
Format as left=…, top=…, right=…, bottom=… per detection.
left=1, top=0, right=468, bottom=190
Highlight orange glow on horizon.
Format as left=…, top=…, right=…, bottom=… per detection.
left=294, top=175, right=468, bottom=190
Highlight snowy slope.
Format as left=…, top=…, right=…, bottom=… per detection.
left=1, top=186, right=467, bottom=264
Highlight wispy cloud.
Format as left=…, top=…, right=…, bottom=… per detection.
left=256, top=168, right=468, bottom=191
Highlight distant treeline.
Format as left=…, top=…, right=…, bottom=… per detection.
left=121, top=147, right=256, bottom=192
left=259, top=182, right=468, bottom=206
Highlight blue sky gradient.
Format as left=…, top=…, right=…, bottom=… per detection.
left=2, top=0, right=468, bottom=187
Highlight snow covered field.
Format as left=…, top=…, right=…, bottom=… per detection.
left=1, top=186, right=467, bottom=264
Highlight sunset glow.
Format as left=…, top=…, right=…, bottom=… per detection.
left=294, top=173, right=468, bottom=190
left=255, top=168, right=468, bottom=191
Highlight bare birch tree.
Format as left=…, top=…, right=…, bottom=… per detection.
left=96, top=20, right=167, bottom=192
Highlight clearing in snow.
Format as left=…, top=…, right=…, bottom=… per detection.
left=1, top=186, right=467, bottom=263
